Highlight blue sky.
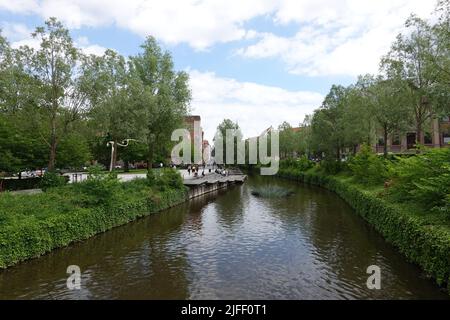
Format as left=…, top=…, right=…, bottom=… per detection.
left=0, top=0, right=437, bottom=141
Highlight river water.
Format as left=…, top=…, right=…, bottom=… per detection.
left=0, top=175, right=447, bottom=299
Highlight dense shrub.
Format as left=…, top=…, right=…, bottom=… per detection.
left=39, top=172, right=67, bottom=191
left=280, top=156, right=315, bottom=172
left=348, top=144, right=388, bottom=185
left=146, top=169, right=157, bottom=186
left=0, top=177, right=42, bottom=191
left=156, top=168, right=184, bottom=191
left=73, top=165, right=120, bottom=206
left=388, top=147, right=450, bottom=215
left=319, top=158, right=343, bottom=175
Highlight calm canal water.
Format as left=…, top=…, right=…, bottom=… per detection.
left=0, top=176, right=448, bottom=299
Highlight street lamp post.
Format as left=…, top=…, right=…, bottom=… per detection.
left=107, top=139, right=138, bottom=172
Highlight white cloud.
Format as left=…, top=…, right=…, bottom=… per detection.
left=1, top=23, right=107, bottom=55
left=0, top=0, right=440, bottom=76
left=188, top=70, right=323, bottom=141
left=237, top=0, right=437, bottom=76
left=0, top=0, right=278, bottom=50
left=75, top=36, right=107, bottom=56
left=1, top=22, right=41, bottom=49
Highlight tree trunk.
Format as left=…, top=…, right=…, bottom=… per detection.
left=147, top=146, right=154, bottom=174
left=416, top=122, right=423, bottom=154
left=417, top=125, right=424, bottom=145
left=336, top=146, right=341, bottom=161
left=49, top=142, right=57, bottom=172
left=124, top=161, right=130, bottom=172
left=48, top=116, right=57, bottom=172
left=383, top=125, right=388, bottom=158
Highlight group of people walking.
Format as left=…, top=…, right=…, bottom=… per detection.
left=186, top=163, right=230, bottom=178
left=215, top=167, right=229, bottom=177
left=187, top=165, right=205, bottom=177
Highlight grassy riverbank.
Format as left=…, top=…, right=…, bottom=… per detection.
left=277, top=165, right=450, bottom=292
left=0, top=169, right=187, bottom=269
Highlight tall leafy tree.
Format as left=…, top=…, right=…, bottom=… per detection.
left=365, top=77, right=412, bottom=157
left=310, top=85, right=350, bottom=160
left=130, top=37, right=191, bottom=170
left=24, top=18, right=87, bottom=171
left=381, top=15, right=441, bottom=145
left=214, top=119, right=243, bottom=164
left=86, top=50, right=144, bottom=169
left=278, top=122, right=297, bottom=159
left=429, top=0, right=450, bottom=115
left=430, top=0, right=450, bottom=87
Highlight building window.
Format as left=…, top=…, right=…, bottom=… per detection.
left=444, top=132, right=450, bottom=145
left=424, top=132, right=432, bottom=144
left=392, top=134, right=401, bottom=146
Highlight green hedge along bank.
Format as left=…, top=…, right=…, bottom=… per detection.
left=0, top=169, right=187, bottom=269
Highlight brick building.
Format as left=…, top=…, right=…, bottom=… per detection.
left=375, top=116, right=450, bottom=153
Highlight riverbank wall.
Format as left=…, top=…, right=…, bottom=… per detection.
left=185, top=174, right=247, bottom=199
left=276, top=168, right=450, bottom=292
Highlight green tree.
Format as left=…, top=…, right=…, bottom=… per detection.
left=86, top=50, right=144, bottom=169
left=24, top=18, right=87, bottom=171
left=214, top=119, right=243, bottom=165
left=429, top=0, right=450, bottom=115
left=56, top=132, right=91, bottom=169
left=310, top=85, right=350, bottom=160
left=278, top=121, right=296, bottom=159
left=364, top=76, right=412, bottom=157
left=427, top=1, right=450, bottom=86
left=0, top=113, right=48, bottom=174
left=381, top=15, right=442, bottom=146
left=130, top=37, right=191, bottom=170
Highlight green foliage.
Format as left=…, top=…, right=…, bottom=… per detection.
left=319, top=158, right=343, bottom=175
left=146, top=169, right=157, bottom=186
left=251, top=185, right=294, bottom=198
left=39, top=172, right=67, bottom=191
left=214, top=119, right=243, bottom=164
left=155, top=168, right=184, bottom=191
left=278, top=122, right=303, bottom=159
left=388, top=147, right=450, bottom=215
left=0, top=176, right=187, bottom=269
left=74, top=165, right=119, bottom=206
left=310, top=85, right=349, bottom=160
left=56, top=133, right=91, bottom=169
left=0, top=177, right=42, bottom=191
left=131, top=36, right=191, bottom=165
left=0, top=19, right=190, bottom=175
left=280, top=156, right=314, bottom=172
left=348, top=144, right=388, bottom=185
left=0, top=114, right=48, bottom=173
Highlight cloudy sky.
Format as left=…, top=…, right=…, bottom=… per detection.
left=0, top=0, right=437, bottom=141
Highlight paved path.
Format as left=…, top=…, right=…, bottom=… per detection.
left=10, top=189, right=43, bottom=195
left=3, top=169, right=244, bottom=195
left=183, top=173, right=247, bottom=186
left=63, top=168, right=217, bottom=184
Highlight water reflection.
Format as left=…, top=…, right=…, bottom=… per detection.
left=0, top=176, right=447, bottom=300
